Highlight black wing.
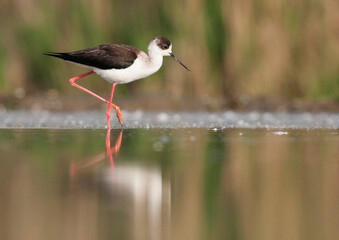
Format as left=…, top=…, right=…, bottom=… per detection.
left=44, top=44, right=140, bottom=70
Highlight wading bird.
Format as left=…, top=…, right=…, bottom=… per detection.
left=45, top=37, right=191, bottom=128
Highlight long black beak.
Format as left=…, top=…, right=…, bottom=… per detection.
left=169, top=53, right=191, bottom=72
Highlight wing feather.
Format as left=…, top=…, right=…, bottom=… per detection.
left=45, top=44, right=140, bottom=69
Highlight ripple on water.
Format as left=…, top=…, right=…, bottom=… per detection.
left=0, top=110, right=339, bottom=129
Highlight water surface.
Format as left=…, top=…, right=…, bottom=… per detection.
left=1, top=110, right=339, bottom=129
left=1, top=127, right=339, bottom=240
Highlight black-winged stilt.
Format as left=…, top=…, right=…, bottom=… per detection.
left=45, top=37, right=190, bottom=128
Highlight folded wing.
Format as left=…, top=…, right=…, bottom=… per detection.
left=44, top=44, right=140, bottom=70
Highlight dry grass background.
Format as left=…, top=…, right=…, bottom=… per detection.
left=1, top=0, right=339, bottom=109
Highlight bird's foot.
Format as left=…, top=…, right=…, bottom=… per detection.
left=114, top=106, right=123, bottom=126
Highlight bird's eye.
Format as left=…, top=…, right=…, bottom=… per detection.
left=163, top=45, right=169, bottom=49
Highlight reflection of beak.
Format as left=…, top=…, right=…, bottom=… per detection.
left=169, top=53, right=191, bottom=72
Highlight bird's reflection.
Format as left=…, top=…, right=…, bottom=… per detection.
left=106, top=128, right=122, bottom=169
left=69, top=129, right=122, bottom=177
left=68, top=129, right=170, bottom=240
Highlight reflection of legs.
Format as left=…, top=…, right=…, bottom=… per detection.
left=106, top=128, right=113, bottom=168
left=106, top=129, right=123, bottom=168
left=70, top=130, right=123, bottom=176
left=69, top=71, right=122, bottom=125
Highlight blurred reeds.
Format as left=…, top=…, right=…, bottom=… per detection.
left=1, top=0, right=339, bottom=106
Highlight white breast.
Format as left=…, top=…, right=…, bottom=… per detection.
left=93, top=53, right=163, bottom=84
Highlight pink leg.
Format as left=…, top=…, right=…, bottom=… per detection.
left=69, top=71, right=123, bottom=125
left=106, top=82, right=116, bottom=129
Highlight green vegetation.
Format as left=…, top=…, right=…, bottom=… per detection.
left=0, top=0, right=338, bottom=102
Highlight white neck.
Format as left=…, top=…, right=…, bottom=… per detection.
left=144, top=47, right=163, bottom=74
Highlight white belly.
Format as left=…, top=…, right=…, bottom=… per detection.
left=93, top=57, right=163, bottom=84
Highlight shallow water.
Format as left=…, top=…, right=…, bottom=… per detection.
left=1, top=110, right=339, bottom=129
left=0, top=125, right=339, bottom=240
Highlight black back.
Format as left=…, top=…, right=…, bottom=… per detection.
left=44, top=44, right=140, bottom=70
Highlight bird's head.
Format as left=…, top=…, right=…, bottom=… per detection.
left=148, top=36, right=191, bottom=72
